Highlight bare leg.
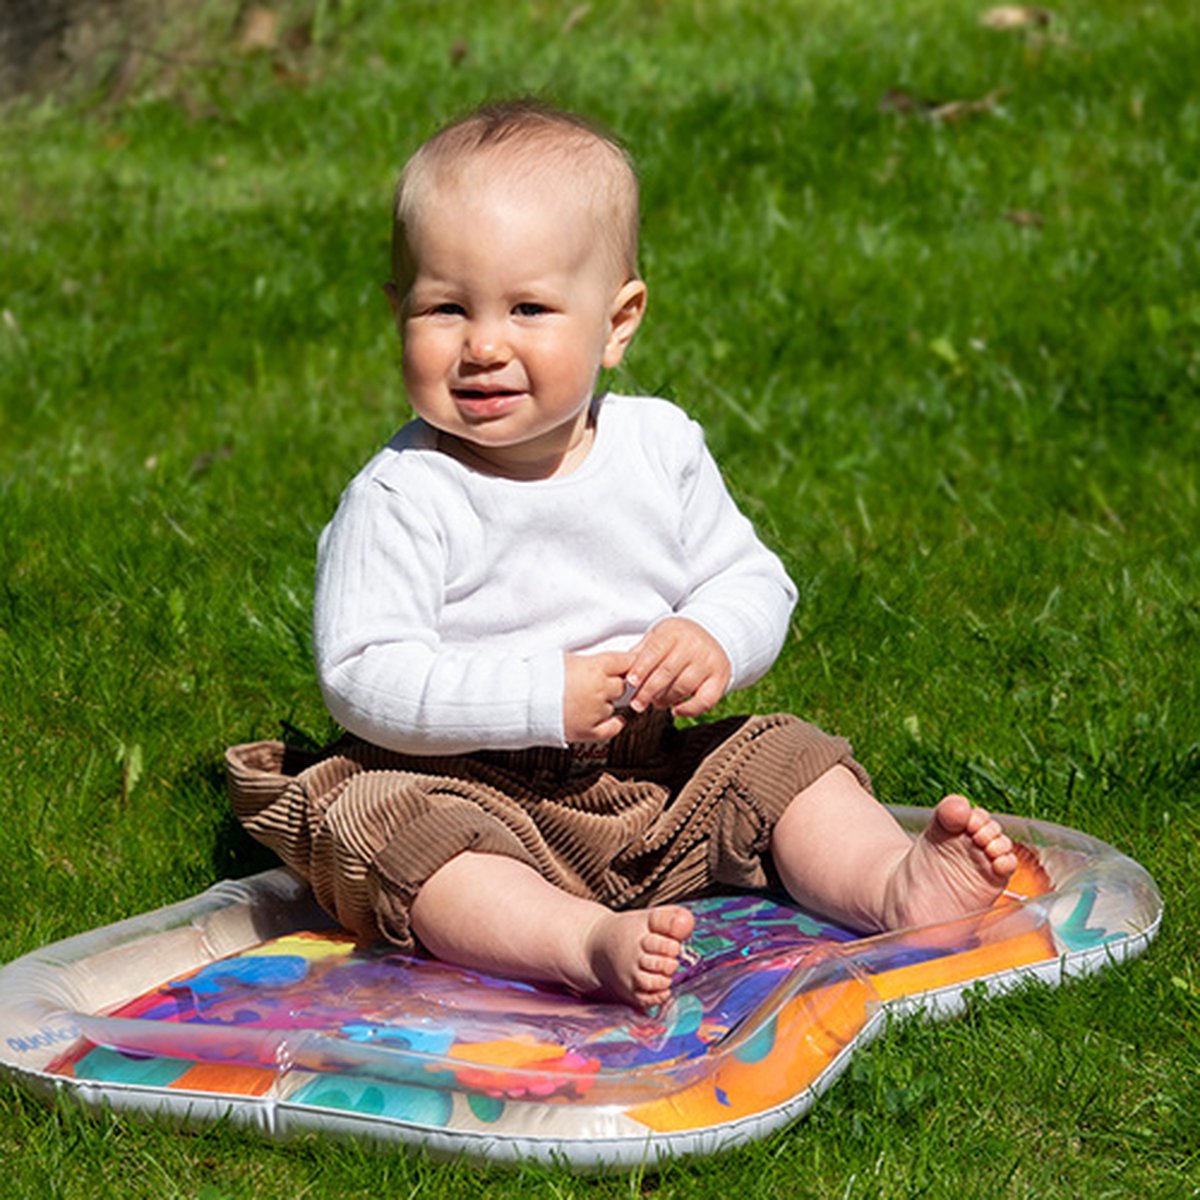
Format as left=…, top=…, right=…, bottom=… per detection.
left=409, top=852, right=695, bottom=1010
left=770, top=765, right=1018, bottom=933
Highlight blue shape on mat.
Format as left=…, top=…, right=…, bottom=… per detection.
left=73, top=1046, right=191, bottom=1087
left=170, top=955, right=309, bottom=999
left=294, top=1074, right=454, bottom=1126
left=339, top=1022, right=456, bottom=1055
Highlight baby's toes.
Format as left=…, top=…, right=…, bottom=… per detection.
left=977, top=825, right=1018, bottom=879
left=969, top=816, right=996, bottom=846
left=637, top=950, right=680, bottom=982
left=642, top=931, right=683, bottom=960
left=990, top=837, right=1018, bottom=876
left=974, top=820, right=1009, bottom=856
left=962, top=803, right=994, bottom=838
left=647, top=905, right=695, bottom=943
left=632, top=965, right=673, bottom=1003
left=635, top=988, right=671, bottom=1012
left=936, top=794, right=974, bottom=834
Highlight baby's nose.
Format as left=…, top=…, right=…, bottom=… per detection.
left=463, top=325, right=509, bottom=364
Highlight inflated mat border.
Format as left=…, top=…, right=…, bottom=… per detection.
left=0, top=808, right=1162, bottom=1171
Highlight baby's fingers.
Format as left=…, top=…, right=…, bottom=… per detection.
left=594, top=650, right=636, bottom=682
left=651, top=659, right=715, bottom=713
left=670, top=674, right=726, bottom=718
left=625, top=632, right=670, bottom=682
left=624, top=650, right=672, bottom=712
left=626, top=653, right=688, bottom=713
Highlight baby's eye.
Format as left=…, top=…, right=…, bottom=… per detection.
left=431, top=302, right=467, bottom=316
left=513, top=302, right=549, bottom=317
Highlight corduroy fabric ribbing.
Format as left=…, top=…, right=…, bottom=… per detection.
left=225, top=711, right=871, bottom=948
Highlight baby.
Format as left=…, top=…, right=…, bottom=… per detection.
left=228, top=100, right=1016, bottom=1011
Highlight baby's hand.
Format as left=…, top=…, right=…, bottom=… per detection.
left=625, top=618, right=731, bottom=719
left=563, top=650, right=635, bottom=743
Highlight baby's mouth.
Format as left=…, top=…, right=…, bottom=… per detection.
left=453, top=387, right=520, bottom=400
left=452, top=387, right=525, bottom=417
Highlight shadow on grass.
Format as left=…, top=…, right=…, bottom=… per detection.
left=200, top=718, right=331, bottom=886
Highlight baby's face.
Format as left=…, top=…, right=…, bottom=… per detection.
left=391, top=165, right=644, bottom=477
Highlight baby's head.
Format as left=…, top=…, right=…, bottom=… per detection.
left=386, top=101, right=648, bottom=478
left=391, top=99, right=640, bottom=295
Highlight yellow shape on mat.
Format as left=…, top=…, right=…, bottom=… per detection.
left=247, top=932, right=358, bottom=962
left=448, top=1036, right=566, bottom=1068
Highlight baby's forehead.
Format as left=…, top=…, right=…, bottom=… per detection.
left=394, top=125, right=639, bottom=284
left=428, top=144, right=609, bottom=205
left=408, top=155, right=611, bottom=244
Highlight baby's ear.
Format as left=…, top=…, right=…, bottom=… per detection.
left=382, top=281, right=402, bottom=323
left=602, top=280, right=648, bottom=368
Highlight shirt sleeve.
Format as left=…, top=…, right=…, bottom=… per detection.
left=669, top=418, right=798, bottom=690
left=312, top=473, right=566, bottom=754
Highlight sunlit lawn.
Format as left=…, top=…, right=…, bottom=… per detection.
left=1, top=1, right=1197, bottom=1195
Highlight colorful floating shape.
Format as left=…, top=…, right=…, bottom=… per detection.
left=0, top=808, right=1160, bottom=1170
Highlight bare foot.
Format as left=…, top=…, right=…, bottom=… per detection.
left=582, top=905, right=695, bottom=1010
left=880, top=795, right=1018, bottom=930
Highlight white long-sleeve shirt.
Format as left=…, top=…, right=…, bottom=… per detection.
left=313, top=393, right=797, bottom=754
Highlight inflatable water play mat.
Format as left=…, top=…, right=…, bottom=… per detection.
left=0, top=807, right=1160, bottom=1170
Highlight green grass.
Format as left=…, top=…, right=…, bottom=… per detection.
left=2, top=0, right=1198, bottom=1194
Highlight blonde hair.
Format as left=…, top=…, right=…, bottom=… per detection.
left=392, top=99, right=640, bottom=287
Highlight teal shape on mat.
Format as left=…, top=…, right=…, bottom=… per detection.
left=749, top=913, right=828, bottom=936
left=687, top=896, right=739, bottom=915
left=73, top=1046, right=191, bottom=1087
left=1055, top=884, right=1124, bottom=951
left=294, top=1074, right=454, bottom=1125
left=688, top=933, right=737, bottom=957
left=468, top=1093, right=505, bottom=1123
left=733, top=1016, right=777, bottom=1065
left=664, top=994, right=704, bottom=1037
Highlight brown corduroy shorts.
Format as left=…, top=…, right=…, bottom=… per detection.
left=225, top=711, right=870, bottom=949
